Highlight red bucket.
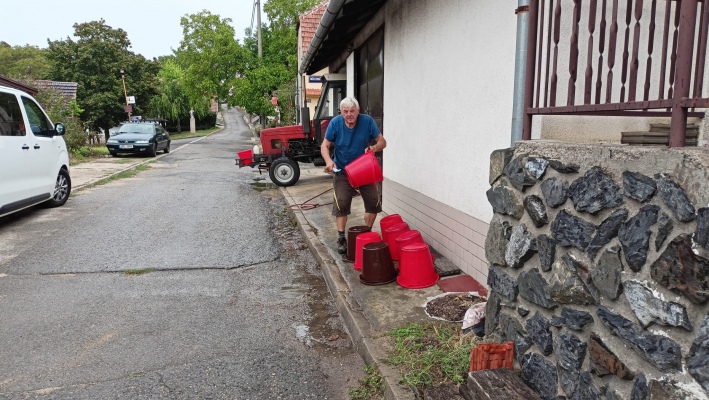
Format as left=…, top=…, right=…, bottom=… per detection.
left=395, top=230, right=435, bottom=262
left=345, top=151, right=383, bottom=188
left=354, top=232, right=382, bottom=271
left=379, top=214, right=404, bottom=243
left=397, top=242, right=439, bottom=289
left=238, top=149, right=253, bottom=166
left=384, top=222, right=410, bottom=261
left=396, top=230, right=424, bottom=253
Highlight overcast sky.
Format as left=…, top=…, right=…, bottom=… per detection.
left=0, top=0, right=259, bottom=59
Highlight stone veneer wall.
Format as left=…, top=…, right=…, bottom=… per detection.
left=485, top=141, right=709, bottom=400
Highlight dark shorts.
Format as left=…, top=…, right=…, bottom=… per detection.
left=332, top=173, right=382, bottom=217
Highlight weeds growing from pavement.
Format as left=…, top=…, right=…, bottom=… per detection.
left=101, top=165, right=148, bottom=182
left=123, top=268, right=155, bottom=275
left=386, top=322, right=480, bottom=393
left=250, top=182, right=277, bottom=192
left=348, top=366, right=384, bottom=400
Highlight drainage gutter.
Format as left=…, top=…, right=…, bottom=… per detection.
left=511, top=0, right=530, bottom=145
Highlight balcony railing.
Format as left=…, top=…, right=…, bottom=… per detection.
left=523, top=0, right=709, bottom=147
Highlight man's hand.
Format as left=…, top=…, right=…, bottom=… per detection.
left=324, top=160, right=336, bottom=173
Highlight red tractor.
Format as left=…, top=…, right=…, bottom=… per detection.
left=236, top=75, right=346, bottom=186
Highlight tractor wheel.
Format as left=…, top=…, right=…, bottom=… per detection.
left=269, top=158, right=300, bottom=187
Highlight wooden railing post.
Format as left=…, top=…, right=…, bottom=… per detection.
left=523, top=0, right=540, bottom=141
left=670, top=0, right=699, bottom=147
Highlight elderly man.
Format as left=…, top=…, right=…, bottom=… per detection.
left=320, top=97, right=387, bottom=254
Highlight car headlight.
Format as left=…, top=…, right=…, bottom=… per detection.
left=107, top=139, right=118, bottom=144
left=135, top=140, right=149, bottom=144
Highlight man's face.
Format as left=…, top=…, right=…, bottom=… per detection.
left=341, top=104, right=359, bottom=127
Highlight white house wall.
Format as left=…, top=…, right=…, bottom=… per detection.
left=346, top=0, right=707, bottom=284
left=379, top=0, right=516, bottom=283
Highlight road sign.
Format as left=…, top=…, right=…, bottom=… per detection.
left=125, top=105, right=132, bottom=113
left=127, top=96, right=136, bottom=104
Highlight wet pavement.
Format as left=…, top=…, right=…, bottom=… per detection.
left=67, top=123, right=483, bottom=400
left=1, top=111, right=368, bottom=399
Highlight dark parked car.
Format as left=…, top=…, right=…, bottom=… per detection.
left=105, top=122, right=171, bottom=157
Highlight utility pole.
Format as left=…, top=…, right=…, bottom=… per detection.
left=256, top=0, right=262, bottom=59
left=120, top=69, right=131, bottom=121
left=257, top=0, right=265, bottom=128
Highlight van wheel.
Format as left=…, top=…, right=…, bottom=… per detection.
left=269, top=158, right=300, bottom=187
left=47, top=168, right=71, bottom=208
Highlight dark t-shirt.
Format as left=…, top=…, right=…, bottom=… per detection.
left=325, top=114, right=380, bottom=170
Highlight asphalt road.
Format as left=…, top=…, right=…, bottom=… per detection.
left=0, top=107, right=365, bottom=399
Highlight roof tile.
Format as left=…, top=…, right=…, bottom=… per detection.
left=299, top=1, right=328, bottom=55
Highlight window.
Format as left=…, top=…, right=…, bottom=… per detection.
left=21, top=97, right=52, bottom=136
left=0, top=92, right=26, bottom=136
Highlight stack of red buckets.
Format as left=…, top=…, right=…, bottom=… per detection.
left=353, top=213, right=439, bottom=289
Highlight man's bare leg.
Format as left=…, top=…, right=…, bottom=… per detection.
left=337, top=215, right=348, bottom=232
left=364, top=212, right=377, bottom=229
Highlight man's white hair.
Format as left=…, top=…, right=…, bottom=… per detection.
left=340, top=97, right=360, bottom=110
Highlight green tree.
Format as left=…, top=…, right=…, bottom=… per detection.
left=228, top=0, right=318, bottom=123
left=264, top=0, right=321, bottom=31
left=0, top=43, right=51, bottom=80
left=175, top=10, right=246, bottom=108
left=34, top=87, right=86, bottom=153
left=148, top=59, right=192, bottom=132
left=45, top=19, right=159, bottom=135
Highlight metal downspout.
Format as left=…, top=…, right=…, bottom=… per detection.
left=298, top=0, right=346, bottom=75
left=511, top=0, right=530, bottom=145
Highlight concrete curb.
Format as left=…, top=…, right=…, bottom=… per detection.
left=73, top=128, right=224, bottom=192
left=281, top=188, right=415, bottom=400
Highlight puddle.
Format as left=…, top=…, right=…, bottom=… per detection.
left=290, top=275, right=353, bottom=354
left=294, top=324, right=312, bottom=346
left=264, top=191, right=354, bottom=355
left=280, top=284, right=307, bottom=299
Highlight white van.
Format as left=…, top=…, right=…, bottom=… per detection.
left=0, top=85, right=71, bottom=218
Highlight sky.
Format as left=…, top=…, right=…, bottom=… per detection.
left=0, top=0, right=259, bottom=59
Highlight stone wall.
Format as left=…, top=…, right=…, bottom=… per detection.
left=485, top=141, right=709, bottom=400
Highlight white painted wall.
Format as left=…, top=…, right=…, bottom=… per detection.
left=377, top=0, right=705, bottom=224
left=383, top=0, right=516, bottom=222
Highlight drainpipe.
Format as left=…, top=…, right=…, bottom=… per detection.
left=511, top=0, right=530, bottom=146
left=298, top=0, right=346, bottom=75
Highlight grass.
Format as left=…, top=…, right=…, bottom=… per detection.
left=349, top=366, right=384, bottom=400
left=84, top=164, right=151, bottom=188
left=123, top=268, right=155, bottom=275
left=168, top=126, right=220, bottom=140
left=250, top=181, right=277, bottom=192
left=385, top=322, right=480, bottom=394
left=70, top=145, right=110, bottom=164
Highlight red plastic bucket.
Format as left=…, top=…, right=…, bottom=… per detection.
left=396, top=230, right=424, bottom=254
left=395, top=230, right=435, bottom=263
left=384, top=222, right=410, bottom=261
left=345, top=151, right=383, bottom=188
left=238, top=149, right=253, bottom=166
left=354, top=232, right=382, bottom=271
left=397, top=242, right=439, bottom=289
left=379, top=214, right=404, bottom=243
